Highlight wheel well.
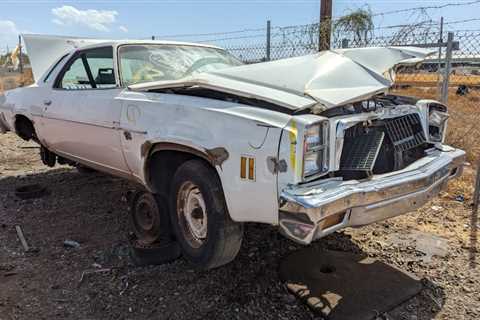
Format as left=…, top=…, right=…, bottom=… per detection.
left=146, top=148, right=218, bottom=196
left=14, top=115, right=36, bottom=141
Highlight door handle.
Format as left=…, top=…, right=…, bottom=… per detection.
left=43, top=100, right=52, bottom=106
left=123, top=131, right=132, bottom=140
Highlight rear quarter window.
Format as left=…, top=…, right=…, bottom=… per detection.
left=43, top=54, right=68, bottom=83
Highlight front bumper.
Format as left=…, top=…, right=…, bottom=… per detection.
left=279, top=147, right=465, bottom=244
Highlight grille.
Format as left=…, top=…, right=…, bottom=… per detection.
left=340, top=130, right=385, bottom=172
left=385, top=114, right=426, bottom=152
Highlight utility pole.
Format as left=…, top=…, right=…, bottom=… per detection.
left=319, top=0, right=333, bottom=51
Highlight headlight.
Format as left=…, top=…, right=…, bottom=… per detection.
left=303, top=121, right=329, bottom=178
left=428, top=103, right=448, bottom=142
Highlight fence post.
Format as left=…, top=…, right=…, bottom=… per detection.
left=437, top=17, right=444, bottom=99
left=441, top=32, right=454, bottom=104
left=266, top=20, right=271, bottom=61
left=471, top=163, right=480, bottom=268
left=18, top=35, right=23, bottom=75
left=473, top=164, right=480, bottom=224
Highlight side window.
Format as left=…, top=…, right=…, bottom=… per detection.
left=84, top=47, right=116, bottom=89
left=57, top=47, right=116, bottom=90
left=60, top=56, right=92, bottom=90
left=44, top=54, right=68, bottom=83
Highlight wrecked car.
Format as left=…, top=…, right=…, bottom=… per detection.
left=0, top=35, right=465, bottom=269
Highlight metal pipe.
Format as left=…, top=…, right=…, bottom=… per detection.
left=266, top=20, right=271, bottom=61
left=441, top=32, right=454, bottom=104
left=437, top=17, right=444, bottom=98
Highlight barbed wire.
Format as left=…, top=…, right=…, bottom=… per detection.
left=153, top=0, right=480, bottom=40
left=157, top=27, right=267, bottom=39
left=370, top=0, right=480, bottom=17
left=444, top=18, right=480, bottom=26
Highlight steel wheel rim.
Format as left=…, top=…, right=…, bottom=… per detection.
left=177, top=181, right=208, bottom=248
left=131, top=194, right=161, bottom=244
left=137, top=202, right=155, bottom=230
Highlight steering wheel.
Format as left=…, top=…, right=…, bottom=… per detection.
left=183, top=57, right=227, bottom=76
left=132, top=66, right=166, bottom=83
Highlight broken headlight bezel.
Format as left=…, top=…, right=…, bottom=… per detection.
left=302, top=121, right=329, bottom=179
left=428, top=103, right=449, bottom=142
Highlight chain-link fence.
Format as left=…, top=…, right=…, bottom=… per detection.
left=158, top=23, right=480, bottom=163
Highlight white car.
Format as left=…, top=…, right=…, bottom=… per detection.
left=0, top=35, right=465, bottom=269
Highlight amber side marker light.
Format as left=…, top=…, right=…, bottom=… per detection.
left=248, top=158, right=255, bottom=180
left=240, top=156, right=255, bottom=181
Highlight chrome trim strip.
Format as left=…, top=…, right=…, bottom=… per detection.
left=37, top=115, right=147, bottom=134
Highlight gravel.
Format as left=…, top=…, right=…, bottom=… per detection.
left=0, top=132, right=478, bottom=319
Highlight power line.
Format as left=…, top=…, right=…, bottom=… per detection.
left=371, top=0, right=480, bottom=17
left=444, top=18, right=480, bottom=25
left=153, top=1, right=480, bottom=40
left=155, top=27, right=267, bottom=39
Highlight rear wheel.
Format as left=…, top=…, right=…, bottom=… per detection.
left=130, top=192, right=171, bottom=245
left=169, top=159, right=243, bottom=269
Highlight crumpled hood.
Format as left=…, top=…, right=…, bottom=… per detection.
left=131, top=46, right=434, bottom=110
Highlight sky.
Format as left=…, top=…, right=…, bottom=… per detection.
left=0, top=0, right=479, bottom=53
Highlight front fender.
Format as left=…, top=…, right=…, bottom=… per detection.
left=121, top=92, right=288, bottom=225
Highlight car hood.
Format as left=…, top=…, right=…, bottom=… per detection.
left=130, top=46, right=435, bottom=111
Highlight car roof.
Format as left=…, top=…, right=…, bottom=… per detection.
left=22, top=34, right=226, bottom=82
left=72, top=39, right=224, bottom=51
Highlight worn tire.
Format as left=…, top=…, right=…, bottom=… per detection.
left=169, top=159, right=243, bottom=269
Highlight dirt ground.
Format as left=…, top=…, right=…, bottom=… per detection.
left=0, top=132, right=479, bottom=320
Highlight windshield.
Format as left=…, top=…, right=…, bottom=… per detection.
left=118, top=44, right=243, bottom=85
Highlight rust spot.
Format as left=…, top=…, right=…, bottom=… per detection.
left=267, top=156, right=287, bottom=174
left=205, top=147, right=229, bottom=167
left=141, top=141, right=152, bottom=158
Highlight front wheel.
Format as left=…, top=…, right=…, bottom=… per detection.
left=169, top=160, right=243, bottom=269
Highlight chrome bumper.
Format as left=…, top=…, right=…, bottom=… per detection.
left=279, top=147, right=465, bottom=244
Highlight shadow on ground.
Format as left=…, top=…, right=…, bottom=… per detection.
left=0, top=169, right=446, bottom=319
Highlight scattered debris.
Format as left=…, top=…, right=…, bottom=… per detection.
left=431, top=205, right=443, bottom=212
left=3, top=272, right=18, bottom=277
left=388, top=231, right=449, bottom=262
left=0, top=264, right=15, bottom=272
left=455, top=194, right=465, bottom=202
left=15, top=225, right=30, bottom=252
left=15, top=184, right=47, bottom=200
left=414, top=232, right=449, bottom=262
left=78, top=268, right=112, bottom=288
left=456, top=85, right=469, bottom=96
left=279, top=249, right=422, bottom=320
left=63, top=240, right=81, bottom=249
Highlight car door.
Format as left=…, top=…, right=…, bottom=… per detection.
left=40, top=46, right=130, bottom=176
